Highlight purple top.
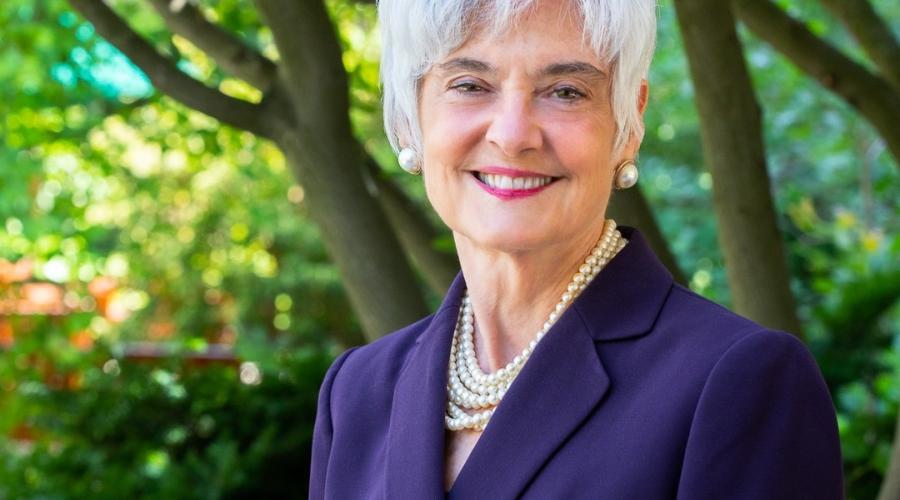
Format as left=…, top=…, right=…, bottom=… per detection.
left=310, top=227, right=844, bottom=499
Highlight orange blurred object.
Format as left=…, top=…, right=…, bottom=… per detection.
left=9, top=423, right=37, bottom=442
left=87, top=276, right=117, bottom=298
left=148, top=320, right=176, bottom=340
left=20, top=282, right=65, bottom=315
left=0, top=318, right=13, bottom=347
left=104, top=292, right=131, bottom=323
left=66, top=371, right=84, bottom=390
left=69, top=329, right=94, bottom=351
left=216, top=326, right=237, bottom=345
left=0, top=259, right=33, bottom=283
left=88, top=276, right=117, bottom=316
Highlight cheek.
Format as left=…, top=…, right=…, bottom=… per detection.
left=422, top=106, right=483, bottom=165
left=547, top=119, right=616, bottom=186
left=420, top=107, right=478, bottom=224
left=421, top=108, right=469, bottom=181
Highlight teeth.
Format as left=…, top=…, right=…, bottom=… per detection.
left=476, top=173, right=554, bottom=190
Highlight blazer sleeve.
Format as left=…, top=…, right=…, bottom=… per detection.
left=309, top=346, right=358, bottom=500
left=676, top=329, right=844, bottom=500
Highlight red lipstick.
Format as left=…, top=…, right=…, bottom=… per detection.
left=471, top=166, right=558, bottom=200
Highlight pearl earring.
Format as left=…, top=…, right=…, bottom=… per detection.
left=614, top=159, right=639, bottom=190
left=398, top=147, right=421, bottom=175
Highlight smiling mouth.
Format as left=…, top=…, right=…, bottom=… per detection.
left=472, top=172, right=560, bottom=190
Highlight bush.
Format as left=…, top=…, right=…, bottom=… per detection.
left=0, top=347, right=333, bottom=499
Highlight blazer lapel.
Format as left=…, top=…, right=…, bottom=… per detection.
left=447, top=305, right=609, bottom=499
left=448, top=228, right=673, bottom=498
left=574, top=227, right=674, bottom=343
left=385, top=228, right=674, bottom=499
left=384, top=273, right=465, bottom=499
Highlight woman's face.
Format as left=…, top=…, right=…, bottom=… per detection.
left=418, top=1, right=645, bottom=254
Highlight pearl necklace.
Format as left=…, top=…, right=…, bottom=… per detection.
left=445, top=219, right=627, bottom=432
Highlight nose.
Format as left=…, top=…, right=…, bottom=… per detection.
left=484, top=94, right=543, bottom=158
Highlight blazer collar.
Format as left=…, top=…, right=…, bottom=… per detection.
left=384, top=227, right=673, bottom=499
left=384, top=272, right=466, bottom=499
left=573, top=226, right=674, bottom=342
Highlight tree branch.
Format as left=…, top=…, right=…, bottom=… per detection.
left=364, top=158, right=460, bottom=295
left=607, top=188, right=686, bottom=285
left=879, top=410, right=900, bottom=500
left=146, top=0, right=277, bottom=91
left=68, top=0, right=269, bottom=137
left=732, top=0, right=900, bottom=167
left=818, top=0, right=900, bottom=90
left=254, top=0, right=352, bottom=139
left=676, top=0, right=804, bottom=336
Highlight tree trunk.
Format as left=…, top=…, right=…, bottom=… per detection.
left=369, top=167, right=460, bottom=295
left=276, top=133, right=430, bottom=341
left=879, top=411, right=900, bottom=500
left=254, top=0, right=431, bottom=340
left=607, top=188, right=685, bottom=284
left=673, top=0, right=803, bottom=337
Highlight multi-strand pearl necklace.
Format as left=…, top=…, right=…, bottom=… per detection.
left=445, top=220, right=627, bottom=432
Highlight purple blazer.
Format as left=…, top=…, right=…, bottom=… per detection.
left=309, top=227, right=844, bottom=499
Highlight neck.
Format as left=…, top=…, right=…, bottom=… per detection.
left=454, top=218, right=609, bottom=373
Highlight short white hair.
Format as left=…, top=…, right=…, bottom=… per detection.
left=378, top=0, right=657, bottom=159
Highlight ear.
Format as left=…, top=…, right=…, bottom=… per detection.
left=637, top=78, right=649, bottom=116
left=623, top=79, right=649, bottom=159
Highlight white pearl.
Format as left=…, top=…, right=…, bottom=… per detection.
left=615, top=161, right=639, bottom=189
left=398, top=147, right=420, bottom=174
left=446, top=223, right=627, bottom=431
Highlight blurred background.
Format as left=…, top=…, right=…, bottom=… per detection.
left=0, top=0, right=896, bottom=498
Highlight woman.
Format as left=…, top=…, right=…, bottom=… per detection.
left=310, top=0, right=844, bottom=498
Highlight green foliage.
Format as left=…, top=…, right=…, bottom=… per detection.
left=0, top=345, right=332, bottom=499
left=1, top=0, right=360, bottom=497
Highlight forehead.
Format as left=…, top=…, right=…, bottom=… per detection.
left=436, top=0, right=601, bottom=74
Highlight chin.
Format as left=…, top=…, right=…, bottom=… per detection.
left=459, top=224, right=555, bottom=254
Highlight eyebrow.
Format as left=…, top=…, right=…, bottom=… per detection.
left=437, top=57, right=494, bottom=74
left=436, top=57, right=607, bottom=82
left=542, top=62, right=608, bottom=82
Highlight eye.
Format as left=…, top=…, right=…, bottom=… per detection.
left=552, top=86, right=586, bottom=101
left=449, top=81, right=486, bottom=94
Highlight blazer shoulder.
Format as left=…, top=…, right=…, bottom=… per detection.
left=659, top=283, right=785, bottom=349
left=650, top=283, right=820, bottom=388
left=329, top=313, right=436, bottom=400
left=677, top=323, right=842, bottom=498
